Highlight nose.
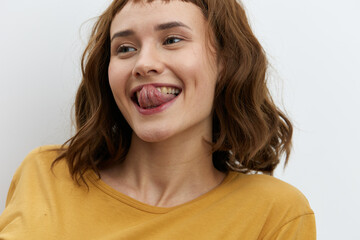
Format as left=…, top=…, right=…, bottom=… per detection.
left=132, top=44, right=164, bottom=78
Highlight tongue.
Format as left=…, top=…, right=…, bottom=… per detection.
left=138, top=85, right=177, bottom=109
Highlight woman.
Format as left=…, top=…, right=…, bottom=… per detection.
left=0, top=0, right=316, bottom=239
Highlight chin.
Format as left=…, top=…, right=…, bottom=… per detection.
left=133, top=127, right=176, bottom=143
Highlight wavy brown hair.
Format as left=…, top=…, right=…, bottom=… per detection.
left=53, top=0, right=292, bottom=184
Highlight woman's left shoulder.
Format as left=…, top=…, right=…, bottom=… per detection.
left=229, top=172, right=313, bottom=214
left=228, top=172, right=315, bottom=238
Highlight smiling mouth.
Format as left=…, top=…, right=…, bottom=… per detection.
left=132, top=85, right=181, bottom=109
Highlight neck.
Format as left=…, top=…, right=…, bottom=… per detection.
left=101, top=125, right=226, bottom=207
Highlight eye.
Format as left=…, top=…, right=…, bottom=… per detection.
left=163, top=36, right=183, bottom=45
left=117, top=45, right=136, bottom=54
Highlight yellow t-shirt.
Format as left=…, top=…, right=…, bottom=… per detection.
left=0, top=146, right=315, bottom=239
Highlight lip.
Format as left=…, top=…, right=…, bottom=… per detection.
left=133, top=95, right=179, bottom=115
left=130, top=83, right=182, bottom=98
left=130, top=83, right=182, bottom=115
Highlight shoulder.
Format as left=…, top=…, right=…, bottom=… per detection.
left=22, top=145, right=62, bottom=164
left=236, top=173, right=309, bottom=201
left=227, top=172, right=314, bottom=216
left=11, top=145, right=69, bottom=187
left=4, top=145, right=74, bottom=206
left=1, top=146, right=80, bottom=237
left=20, top=145, right=63, bottom=169
left=223, top=172, right=315, bottom=237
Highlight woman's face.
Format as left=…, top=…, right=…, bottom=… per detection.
left=108, top=0, right=221, bottom=142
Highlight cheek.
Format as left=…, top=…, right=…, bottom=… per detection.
left=175, top=48, right=218, bottom=101
left=108, top=61, right=130, bottom=98
left=108, top=62, right=122, bottom=87
left=195, top=54, right=219, bottom=94
left=108, top=63, right=130, bottom=120
left=108, top=62, right=135, bottom=126
left=108, top=63, right=118, bottom=90
left=196, top=59, right=219, bottom=111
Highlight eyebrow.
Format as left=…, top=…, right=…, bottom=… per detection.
left=111, top=21, right=191, bottom=42
left=155, top=21, right=191, bottom=31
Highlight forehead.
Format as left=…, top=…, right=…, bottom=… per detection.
left=110, top=0, right=205, bottom=33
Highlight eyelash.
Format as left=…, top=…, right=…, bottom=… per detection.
left=116, top=36, right=184, bottom=55
left=117, top=45, right=136, bottom=54
left=163, top=36, right=183, bottom=45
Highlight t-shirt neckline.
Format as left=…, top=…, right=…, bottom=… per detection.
left=86, top=170, right=238, bottom=214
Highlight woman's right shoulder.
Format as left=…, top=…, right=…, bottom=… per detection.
left=5, top=145, right=73, bottom=205
left=13, top=145, right=68, bottom=182
left=1, top=146, right=76, bottom=237
left=20, top=145, right=63, bottom=167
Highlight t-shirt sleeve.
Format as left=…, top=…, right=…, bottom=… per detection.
left=271, top=213, right=316, bottom=240
left=2, top=148, right=36, bottom=208
left=0, top=146, right=58, bottom=237
left=0, top=162, right=22, bottom=235
left=4, top=169, right=20, bottom=207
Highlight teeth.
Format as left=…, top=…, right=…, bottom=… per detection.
left=162, top=87, right=180, bottom=95
left=161, top=87, right=167, bottom=94
left=136, top=87, right=180, bottom=98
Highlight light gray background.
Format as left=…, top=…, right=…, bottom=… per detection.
left=1, top=0, right=359, bottom=239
